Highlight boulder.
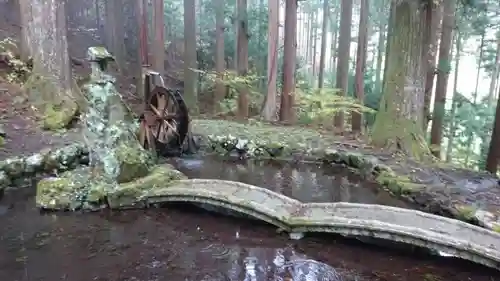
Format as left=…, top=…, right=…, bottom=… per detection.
left=36, top=164, right=187, bottom=211
left=104, top=164, right=187, bottom=209
left=36, top=166, right=92, bottom=210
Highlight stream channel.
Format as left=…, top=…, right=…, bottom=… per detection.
left=0, top=156, right=498, bottom=281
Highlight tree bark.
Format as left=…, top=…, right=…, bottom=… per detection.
left=28, top=0, right=79, bottom=129
left=279, top=0, right=297, bottom=122
left=333, top=0, right=353, bottom=131
left=214, top=0, right=225, bottom=114
left=352, top=0, right=369, bottom=133
left=445, top=32, right=461, bottom=162
left=317, top=0, right=329, bottom=89
left=18, top=0, right=32, bottom=60
left=430, top=0, right=455, bottom=158
left=236, top=0, right=249, bottom=119
left=488, top=33, right=500, bottom=104
left=423, top=2, right=443, bottom=131
left=261, top=0, right=279, bottom=121
left=184, top=0, right=198, bottom=112
left=152, top=0, right=165, bottom=75
left=373, top=0, right=386, bottom=97
left=371, top=1, right=429, bottom=159
left=486, top=87, right=500, bottom=173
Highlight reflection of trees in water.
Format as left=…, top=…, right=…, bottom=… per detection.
left=238, top=248, right=349, bottom=281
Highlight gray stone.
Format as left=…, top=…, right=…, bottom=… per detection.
left=135, top=179, right=500, bottom=270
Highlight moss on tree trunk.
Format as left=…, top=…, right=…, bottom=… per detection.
left=371, top=0, right=430, bottom=160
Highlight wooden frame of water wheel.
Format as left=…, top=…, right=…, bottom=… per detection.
left=138, top=84, right=189, bottom=157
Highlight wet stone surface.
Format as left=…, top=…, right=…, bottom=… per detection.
left=167, top=156, right=411, bottom=208
left=0, top=188, right=498, bottom=281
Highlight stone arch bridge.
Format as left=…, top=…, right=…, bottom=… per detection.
left=140, top=179, right=500, bottom=271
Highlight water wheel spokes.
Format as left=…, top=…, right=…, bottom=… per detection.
left=138, top=112, right=157, bottom=156
left=149, top=86, right=182, bottom=145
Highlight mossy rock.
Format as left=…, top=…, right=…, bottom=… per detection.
left=36, top=167, right=91, bottom=210
left=107, top=164, right=187, bottom=209
left=114, top=142, right=155, bottom=183
left=42, top=101, right=78, bottom=130
left=375, top=170, right=424, bottom=195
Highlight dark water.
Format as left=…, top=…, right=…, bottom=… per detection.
left=1, top=188, right=498, bottom=281
left=167, top=156, right=410, bottom=208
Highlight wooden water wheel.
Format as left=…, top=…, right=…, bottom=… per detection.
left=138, top=86, right=189, bottom=156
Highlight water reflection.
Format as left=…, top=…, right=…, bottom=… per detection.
left=197, top=245, right=352, bottom=281
left=169, top=156, right=409, bottom=207
left=1, top=189, right=497, bottom=281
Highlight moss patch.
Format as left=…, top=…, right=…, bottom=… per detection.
left=492, top=224, right=500, bottom=233
left=455, top=205, right=477, bottom=222
left=114, top=142, right=155, bottom=183
left=375, top=170, right=424, bottom=195
left=42, top=101, right=78, bottom=130
left=36, top=166, right=91, bottom=210
left=107, top=164, right=187, bottom=208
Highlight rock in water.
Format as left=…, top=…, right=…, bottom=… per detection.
left=81, top=46, right=154, bottom=184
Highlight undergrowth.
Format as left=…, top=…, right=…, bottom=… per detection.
left=0, top=37, right=32, bottom=82
left=198, top=69, right=375, bottom=126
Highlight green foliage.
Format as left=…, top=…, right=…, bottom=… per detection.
left=296, top=87, right=376, bottom=126
left=197, top=69, right=264, bottom=115
left=0, top=38, right=32, bottom=83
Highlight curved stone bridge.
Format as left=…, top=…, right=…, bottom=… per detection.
left=143, top=179, right=500, bottom=270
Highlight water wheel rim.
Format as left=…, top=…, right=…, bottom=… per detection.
left=149, top=86, right=182, bottom=144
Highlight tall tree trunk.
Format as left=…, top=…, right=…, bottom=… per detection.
left=152, top=0, right=165, bottom=75
left=214, top=0, right=225, bottom=114
left=236, top=0, right=249, bottom=119
left=262, top=0, right=279, bottom=120
left=317, top=0, right=329, bottom=88
left=330, top=7, right=339, bottom=81
left=104, top=0, right=125, bottom=70
left=486, top=86, right=500, bottom=173
left=371, top=1, right=429, bottom=159
left=279, top=0, right=297, bottom=122
left=430, top=0, right=455, bottom=158
left=333, top=0, right=353, bottom=131
left=140, top=0, right=149, bottom=65
left=352, top=0, right=369, bottom=133
left=488, top=33, right=500, bottom=104
left=184, top=0, right=198, bottom=112
left=18, top=0, right=32, bottom=60
left=445, top=32, right=461, bottom=162
left=373, top=1, right=386, bottom=96
left=29, top=0, right=79, bottom=129
left=423, top=1, right=442, bottom=131
left=305, top=11, right=312, bottom=67
left=311, top=8, right=318, bottom=79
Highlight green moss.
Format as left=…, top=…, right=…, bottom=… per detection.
left=375, top=171, right=423, bottom=195
left=42, top=102, right=78, bottom=131
left=107, top=165, right=187, bottom=209
left=455, top=205, right=477, bottom=222
left=114, top=142, right=155, bottom=183
left=492, top=224, right=500, bottom=233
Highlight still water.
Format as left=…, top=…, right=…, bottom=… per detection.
left=0, top=158, right=498, bottom=281
left=168, top=156, right=409, bottom=207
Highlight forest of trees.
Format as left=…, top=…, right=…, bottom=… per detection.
left=12, top=0, right=500, bottom=174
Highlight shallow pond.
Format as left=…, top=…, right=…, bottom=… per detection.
left=1, top=157, right=498, bottom=281
left=0, top=187, right=498, bottom=281
left=167, top=156, right=410, bottom=207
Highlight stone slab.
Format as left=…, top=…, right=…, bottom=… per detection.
left=142, top=179, right=500, bottom=271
